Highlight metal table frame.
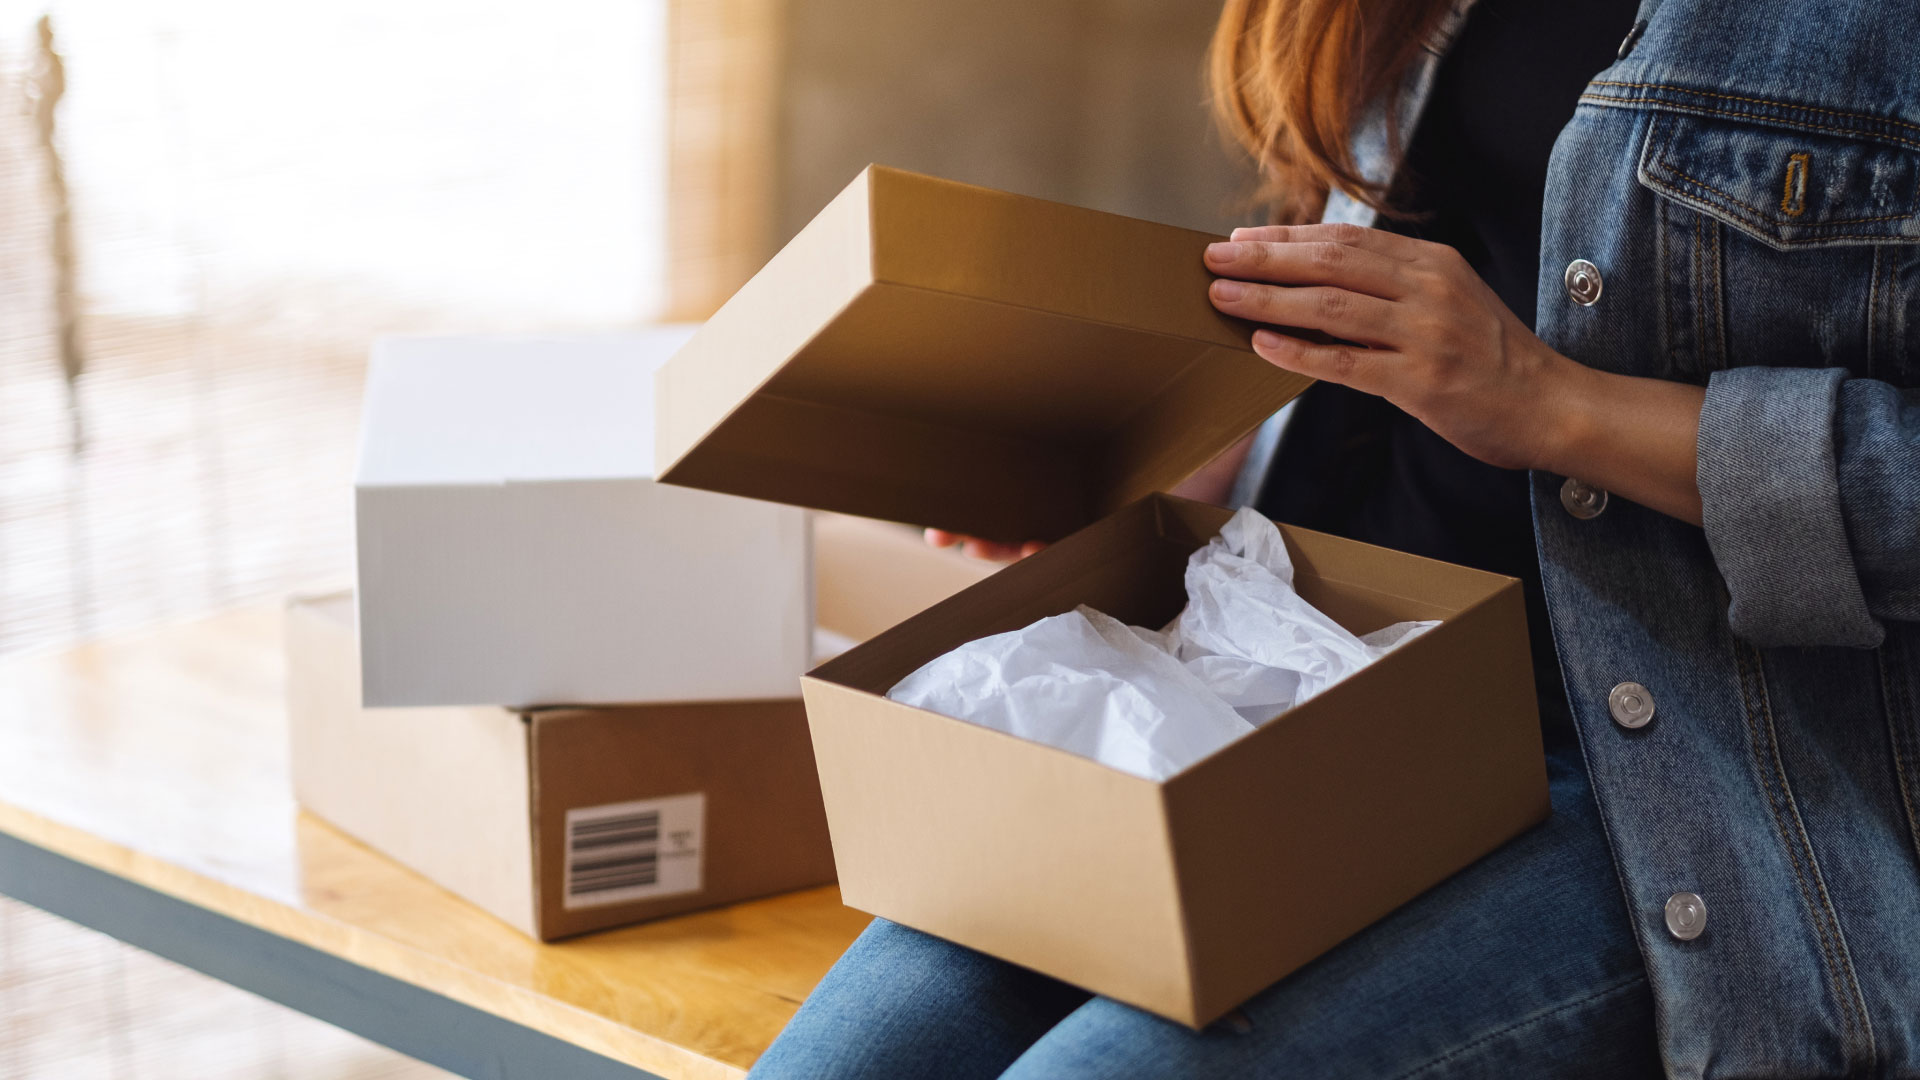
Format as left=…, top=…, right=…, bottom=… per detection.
left=0, top=831, right=661, bottom=1080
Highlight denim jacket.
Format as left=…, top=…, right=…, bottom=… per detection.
left=1238, top=0, right=1920, bottom=1075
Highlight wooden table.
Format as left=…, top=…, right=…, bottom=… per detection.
left=0, top=603, right=871, bottom=1080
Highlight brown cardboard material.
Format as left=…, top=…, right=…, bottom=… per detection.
left=802, top=495, right=1547, bottom=1026
left=286, top=592, right=836, bottom=941
left=653, top=167, right=1546, bottom=1025
left=654, top=165, right=1313, bottom=544
left=812, top=512, right=999, bottom=642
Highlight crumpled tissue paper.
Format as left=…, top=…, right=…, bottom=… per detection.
left=887, top=507, right=1438, bottom=780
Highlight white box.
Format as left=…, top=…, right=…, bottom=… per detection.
left=354, top=329, right=812, bottom=708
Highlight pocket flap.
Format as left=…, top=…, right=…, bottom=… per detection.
left=1637, top=110, right=1920, bottom=248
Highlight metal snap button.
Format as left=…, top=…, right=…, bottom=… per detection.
left=1617, top=19, right=1648, bottom=60
left=1565, top=259, right=1604, bottom=306
left=1560, top=477, right=1609, bottom=519
left=1609, top=681, right=1655, bottom=729
left=1665, top=892, right=1707, bottom=941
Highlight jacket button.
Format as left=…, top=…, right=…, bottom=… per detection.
left=1565, top=259, right=1604, bottom=305
left=1560, top=477, right=1609, bottom=519
left=1609, top=681, right=1655, bottom=728
left=1665, top=892, right=1707, bottom=940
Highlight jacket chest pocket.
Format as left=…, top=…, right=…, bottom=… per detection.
left=1636, top=109, right=1920, bottom=385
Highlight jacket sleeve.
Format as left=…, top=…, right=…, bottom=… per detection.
left=1696, top=366, right=1920, bottom=649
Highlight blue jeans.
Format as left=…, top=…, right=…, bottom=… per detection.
left=751, top=738, right=1662, bottom=1078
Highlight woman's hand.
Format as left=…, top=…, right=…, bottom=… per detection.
left=1205, top=223, right=1572, bottom=471
left=1204, top=223, right=1707, bottom=525
left=924, top=530, right=1046, bottom=563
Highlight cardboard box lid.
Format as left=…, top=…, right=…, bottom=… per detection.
left=360, top=327, right=698, bottom=488
left=654, top=167, right=1312, bottom=543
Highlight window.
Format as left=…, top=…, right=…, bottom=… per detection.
left=0, top=0, right=669, bottom=651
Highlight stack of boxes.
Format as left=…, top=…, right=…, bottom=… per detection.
left=287, top=329, right=983, bottom=940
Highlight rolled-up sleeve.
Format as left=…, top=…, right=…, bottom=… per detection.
left=1697, top=366, right=1920, bottom=649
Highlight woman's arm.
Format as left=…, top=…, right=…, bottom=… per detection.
left=1203, top=223, right=1705, bottom=524
left=1207, top=222, right=1920, bottom=649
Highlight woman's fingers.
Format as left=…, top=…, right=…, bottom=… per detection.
left=1203, top=237, right=1408, bottom=299
left=1208, top=281, right=1403, bottom=348
left=924, top=528, right=1042, bottom=564
left=959, top=538, right=1043, bottom=562
left=1227, top=222, right=1425, bottom=261
left=1251, top=329, right=1398, bottom=396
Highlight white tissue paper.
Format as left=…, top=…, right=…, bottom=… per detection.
left=887, top=507, right=1438, bottom=780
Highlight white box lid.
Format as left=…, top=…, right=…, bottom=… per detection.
left=358, top=327, right=698, bottom=487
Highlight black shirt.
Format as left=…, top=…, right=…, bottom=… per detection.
left=1252, top=0, right=1640, bottom=743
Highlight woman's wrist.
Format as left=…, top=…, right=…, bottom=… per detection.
left=1522, top=349, right=1706, bottom=525
left=1526, top=347, right=1604, bottom=479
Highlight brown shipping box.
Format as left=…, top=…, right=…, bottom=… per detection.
left=285, top=592, right=836, bottom=941
left=652, top=166, right=1551, bottom=1026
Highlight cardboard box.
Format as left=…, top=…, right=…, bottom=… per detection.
left=802, top=496, right=1545, bottom=1025
left=812, top=513, right=998, bottom=642
left=653, top=167, right=1549, bottom=1025
left=654, top=167, right=1313, bottom=544
left=355, top=328, right=811, bottom=708
left=286, top=592, right=836, bottom=940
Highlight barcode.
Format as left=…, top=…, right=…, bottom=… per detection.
left=567, top=811, right=661, bottom=895
left=562, top=794, right=705, bottom=909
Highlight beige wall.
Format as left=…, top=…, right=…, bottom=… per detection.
left=776, top=0, right=1251, bottom=242
left=666, top=0, right=1254, bottom=318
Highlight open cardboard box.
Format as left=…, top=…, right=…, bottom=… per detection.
left=654, top=166, right=1549, bottom=1025
left=803, top=495, right=1544, bottom=1025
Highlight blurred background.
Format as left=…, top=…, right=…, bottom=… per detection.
left=0, top=0, right=1246, bottom=1074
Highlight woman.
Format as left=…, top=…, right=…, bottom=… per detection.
left=755, top=0, right=1920, bottom=1075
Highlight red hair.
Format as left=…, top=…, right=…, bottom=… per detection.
left=1209, top=0, right=1454, bottom=223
